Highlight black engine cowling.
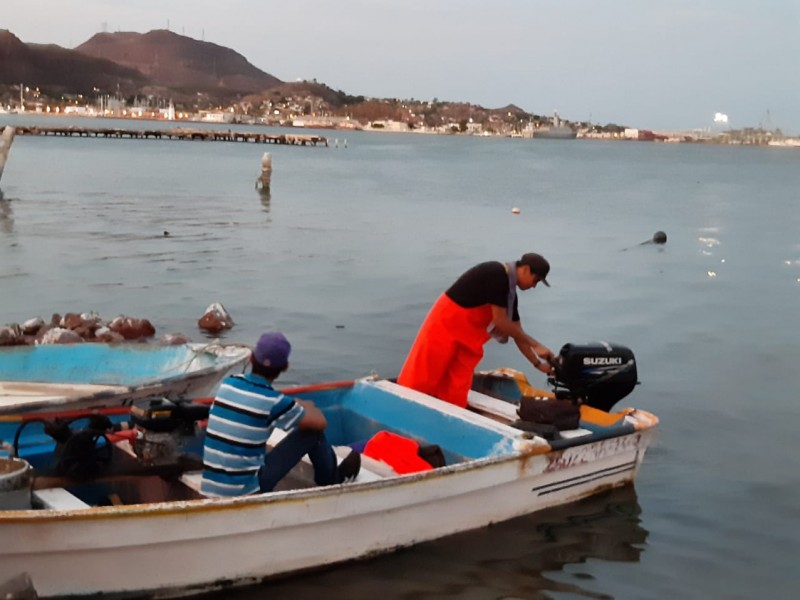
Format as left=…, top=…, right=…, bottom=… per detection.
left=551, top=342, right=638, bottom=412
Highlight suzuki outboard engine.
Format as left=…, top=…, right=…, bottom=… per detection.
left=551, top=342, right=638, bottom=412
left=130, top=398, right=209, bottom=465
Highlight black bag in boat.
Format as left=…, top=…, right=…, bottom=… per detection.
left=510, top=420, right=561, bottom=440
left=517, top=396, right=581, bottom=431
left=417, top=444, right=446, bottom=468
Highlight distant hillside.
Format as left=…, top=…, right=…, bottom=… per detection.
left=242, top=80, right=363, bottom=108
left=0, top=29, right=146, bottom=93
left=498, top=104, right=531, bottom=118
left=0, top=28, right=568, bottom=131
left=76, top=30, right=282, bottom=98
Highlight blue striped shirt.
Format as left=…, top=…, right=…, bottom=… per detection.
left=200, top=373, right=305, bottom=497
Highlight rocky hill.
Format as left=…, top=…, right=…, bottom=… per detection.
left=0, top=28, right=282, bottom=103
left=0, top=29, right=146, bottom=94
left=76, top=30, right=282, bottom=98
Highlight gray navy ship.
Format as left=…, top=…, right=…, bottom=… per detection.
left=532, top=112, right=577, bottom=139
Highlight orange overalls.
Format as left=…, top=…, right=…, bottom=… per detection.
left=397, top=293, right=494, bottom=407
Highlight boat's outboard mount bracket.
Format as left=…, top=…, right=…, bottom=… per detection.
left=550, top=342, right=638, bottom=412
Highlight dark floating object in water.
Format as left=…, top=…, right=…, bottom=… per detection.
left=335, top=324, right=345, bottom=329
left=621, top=230, right=668, bottom=252
left=163, top=231, right=170, bottom=237
left=638, top=231, right=667, bottom=246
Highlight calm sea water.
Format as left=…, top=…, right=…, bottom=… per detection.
left=1, top=115, right=799, bottom=599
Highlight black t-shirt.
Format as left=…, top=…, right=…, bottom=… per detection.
left=445, top=261, right=519, bottom=321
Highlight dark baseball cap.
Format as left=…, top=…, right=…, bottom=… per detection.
left=253, top=331, right=291, bottom=369
left=520, top=253, right=550, bottom=287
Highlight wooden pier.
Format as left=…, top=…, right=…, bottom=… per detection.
left=13, top=125, right=328, bottom=147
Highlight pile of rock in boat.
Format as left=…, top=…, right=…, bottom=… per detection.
left=0, top=303, right=235, bottom=347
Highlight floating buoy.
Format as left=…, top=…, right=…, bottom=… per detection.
left=511, top=207, right=521, bottom=214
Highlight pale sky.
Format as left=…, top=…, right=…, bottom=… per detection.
left=4, top=0, right=799, bottom=133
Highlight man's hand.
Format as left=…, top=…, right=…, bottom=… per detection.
left=533, top=344, right=555, bottom=363
left=534, top=361, right=554, bottom=375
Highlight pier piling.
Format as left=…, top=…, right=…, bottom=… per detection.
left=0, top=127, right=15, bottom=182
left=256, top=152, right=272, bottom=193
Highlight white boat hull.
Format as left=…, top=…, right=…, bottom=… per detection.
left=1, top=428, right=653, bottom=598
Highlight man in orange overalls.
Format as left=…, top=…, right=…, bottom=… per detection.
left=398, top=253, right=555, bottom=408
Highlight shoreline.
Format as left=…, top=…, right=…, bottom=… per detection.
left=1, top=112, right=797, bottom=148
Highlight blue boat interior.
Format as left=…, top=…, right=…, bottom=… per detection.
left=3, top=379, right=514, bottom=477
left=3, top=377, right=640, bottom=471
left=305, top=380, right=514, bottom=463
left=0, top=376, right=651, bottom=511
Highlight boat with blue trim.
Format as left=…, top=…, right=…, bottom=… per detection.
left=0, top=342, right=252, bottom=415
left=0, top=342, right=657, bottom=599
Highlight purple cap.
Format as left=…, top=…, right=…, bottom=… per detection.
left=253, top=332, right=291, bottom=369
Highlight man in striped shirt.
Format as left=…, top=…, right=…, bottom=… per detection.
left=200, top=331, right=360, bottom=496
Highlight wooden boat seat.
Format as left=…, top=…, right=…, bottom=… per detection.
left=466, top=390, right=518, bottom=421
left=32, top=488, right=91, bottom=510
left=179, top=471, right=204, bottom=493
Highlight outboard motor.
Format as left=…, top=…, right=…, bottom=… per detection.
left=551, top=342, right=638, bottom=412
left=130, top=398, right=209, bottom=465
